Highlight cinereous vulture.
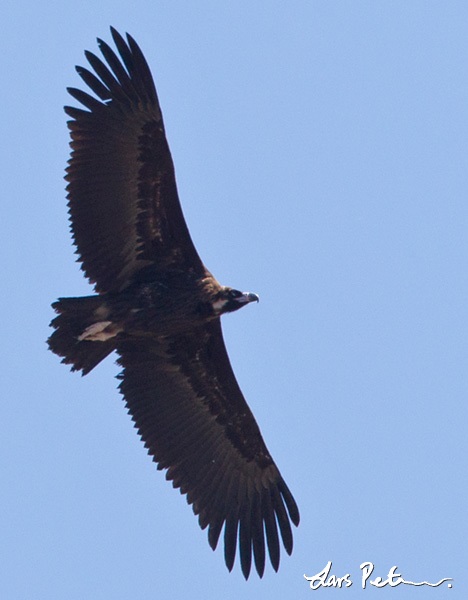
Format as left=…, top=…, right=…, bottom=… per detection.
left=48, top=28, right=299, bottom=579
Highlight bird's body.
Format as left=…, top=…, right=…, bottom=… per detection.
left=48, top=28, right=299, bottom=579
left=76, top=274, right=227, bottom=340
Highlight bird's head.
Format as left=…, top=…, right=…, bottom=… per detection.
left=211, top=287, right=259, bottom=315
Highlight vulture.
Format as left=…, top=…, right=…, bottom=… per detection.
left=48, top=27, right=299, bottom=579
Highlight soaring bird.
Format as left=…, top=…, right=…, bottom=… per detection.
left=48, top=28, right=299, bottom=579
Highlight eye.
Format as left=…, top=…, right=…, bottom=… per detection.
left=228, top=289, right=242, bottom=299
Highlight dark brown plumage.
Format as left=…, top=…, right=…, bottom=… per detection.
left=48, top=28, right=299, bottom=579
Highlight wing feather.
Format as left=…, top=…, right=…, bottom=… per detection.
left=75, top=66, right=111, bottom=100
left=65, top=29, right=205, bottom=293
left=116, top=319, right=299, bottom=578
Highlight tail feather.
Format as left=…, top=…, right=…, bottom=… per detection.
left=48, top=295, right=116, bottom=375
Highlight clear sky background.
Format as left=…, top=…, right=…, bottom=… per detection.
left=1, top=2, right=467, bottom=598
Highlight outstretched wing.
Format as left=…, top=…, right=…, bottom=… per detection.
left=65, top=27, right=205, bottom=293
left=116, top=319, right=299, bottom=579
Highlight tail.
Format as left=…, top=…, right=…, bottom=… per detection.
left=48, top=295, right=116, bottom=375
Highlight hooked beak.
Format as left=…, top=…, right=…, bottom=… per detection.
left=235, top=292, right=260, bottom=304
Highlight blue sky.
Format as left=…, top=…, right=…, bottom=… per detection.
left=2, top=1, right=467, bottom=598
